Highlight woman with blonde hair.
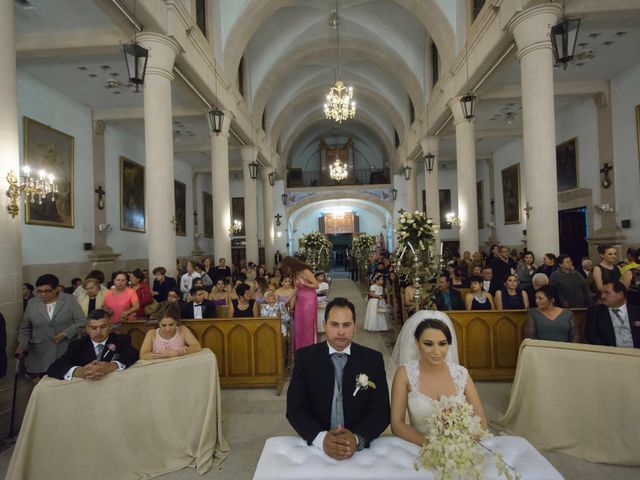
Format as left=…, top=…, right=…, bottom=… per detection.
left=77, top=278, right=105, bottom=316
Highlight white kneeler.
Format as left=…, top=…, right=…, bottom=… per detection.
left=253, top=435, right=563, bottom=480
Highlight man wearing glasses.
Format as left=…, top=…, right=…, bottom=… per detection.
left=15, top=274, right=86, bottom=382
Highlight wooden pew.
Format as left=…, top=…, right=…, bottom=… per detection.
left=445, top=309, right=587, bottom=380
left=121, top=315, right=285, bottom=394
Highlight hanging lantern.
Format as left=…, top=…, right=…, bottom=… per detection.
left=268, top=171, right=276, bottom=186
left=391, top=188, right=398, bottom=200
left=248, top=161, right=259, bottom=180
left=424, top=153, right=435, bottom=173
left=402, top=165, right=412, bottom=181
left=207, top=108, right=224, bottom=134
left=122, top=41, right=149, bottom=92
left=281, top=193, right=288, bottom=205
left=460, top=93, right=477, bottom=120
left=551, top=16, right=581, bottom=69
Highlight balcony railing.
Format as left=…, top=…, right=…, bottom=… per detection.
left=287, top=168, right=390, bottom=188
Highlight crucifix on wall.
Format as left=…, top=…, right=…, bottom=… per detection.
left=600, top=163, right=613, bottom=189
left=94, top=186, right=105, bottom=210
left=523, top=202, right=533, bottom=219
left=275, top=214, right=282, bottom=227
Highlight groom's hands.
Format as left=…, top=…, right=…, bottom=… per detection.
left=323, top=426, right=357, bottom=460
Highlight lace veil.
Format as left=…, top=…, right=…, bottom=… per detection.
left=391, top=310, right=459, bottom=371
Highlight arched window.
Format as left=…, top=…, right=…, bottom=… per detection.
left=472, top=0, right=486, bottom=22
left=430, top=41, right=439, bottom=87
left=409, top=96, right=415, bottom=124
left=195, top=0, right=206, bottom=37
left=238, top=56, right=246, bottom=98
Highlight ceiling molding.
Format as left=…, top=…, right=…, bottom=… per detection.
left=480, top=79, right=609, bottom=100
left=16, top=30, right=125, bottom=58
left=93, top=106, right=203, bottom=121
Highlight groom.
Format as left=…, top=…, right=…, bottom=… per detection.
left=286, top=297, right=390, bottom=460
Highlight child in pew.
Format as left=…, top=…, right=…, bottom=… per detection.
left=139, top=303, right=202, bottom=359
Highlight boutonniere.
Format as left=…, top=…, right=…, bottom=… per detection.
left=107, top=343, right=116, bottom=352
left=353, top=373, right=376, bottom=397
left=634, top=321, right=640, bottom=328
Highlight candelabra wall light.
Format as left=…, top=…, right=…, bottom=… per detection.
left=281, top=193, right=288, bottom=205
left=402, top=165, right=412, bottom=180
left=445, top=212, right=462, bottom=226
left=229, top=219, right=242, bottom=235
left=594, top=203, right=615, bottom=214
left=5, top=167, right=58, bottom=218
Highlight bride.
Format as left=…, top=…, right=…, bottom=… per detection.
left=390, top=318, right=488, bottom=445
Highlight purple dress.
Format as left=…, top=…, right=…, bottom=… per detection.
left=293, top=279, right=318, bottom=351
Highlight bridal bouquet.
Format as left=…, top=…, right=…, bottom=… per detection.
left=415, top=397, right=520, bottom=480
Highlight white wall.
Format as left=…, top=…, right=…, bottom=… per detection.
left=438, top=164, right=459, bottom=242
left=612, top=60, right=640, bottom=243
left=18, top=71, right=94, bottom=265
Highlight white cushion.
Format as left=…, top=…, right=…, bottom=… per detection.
left=253, top=435, right=563, bottom=480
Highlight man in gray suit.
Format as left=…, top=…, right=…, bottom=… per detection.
left=15, top=274, right=86, bottom=380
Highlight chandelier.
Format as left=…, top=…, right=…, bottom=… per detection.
left=229, top=219, right=242, bottom=235
left=324, top=0, right=356, bottom=123
left=5, top=166, right=58, bottom=218
left=329, top=157, right=348, bottom=181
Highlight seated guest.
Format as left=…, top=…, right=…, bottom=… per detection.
left=517, top=252, right=537, bottom=291
left=151, top=266, right=177, bottom=302
left=103, top=271, right=139, bottom=324
left=64, top=277, right=83, bottom=294
left=495, top=274, right=529, bottom=310
left=22, top=282, right=34, bottom=311
left=621, top=248, right=640, bottom=307
left=316, top=272, right=329, bottom=299
left=179, top=261, right=201, bottom=300
left=139, top=303, right=202, bottom=359
left=491, top=246, right=517, bottom=284
left=232, top=284, right=259, bottom=318
left=403, top=282, right=417, bottom=316
left=450, top=267, right=468, bottom=289
left=187, top=277, right=210, bottom=301
left=166, top=288, right=183, bottom=306
left=211, top=257, right=232, bottom=284
left=536, top=253, right=559, bottom=278
left=209, top=279, right=230, bottom=306
left=481, top=267, right=499, bottom=295
left=73, top=270, right=107, bottom=298
left=77, top=278, right=106, bottom=316
left=254, top=277, right=270, bottom=305
left=193, top=262, right=213, bottom=290
left=587, top=281, right=640, bottom=348
left=46, top=309, right=139, bottom=380
left=434, top=274, right=464, bottom=311
left=261, top=290, right=291, bottom=335
left=130, top=269, right=153, bottom=318
left=465, top=276, right=495, bottom=310
left=526, top=285, right=579, bottom=343
left=470, top=264, right=482, bottom=277
left=181, top=286, right=216, bottom=319
left=549, top=255, right=592, bottom=308
left=230, top=272, right=249, bottom=301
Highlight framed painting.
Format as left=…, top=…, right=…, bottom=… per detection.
left=203, top=191, right=213, bottom=238
left=174, top=180, right=187, bottom=237
left=501, top=163, right=521, bottom=225
left=636, top=105, right=640, bottom=172
left=439, top=189, right=451, bottom=230
left=120, top=156, right=145, bottom=232
left=23, top=117, right=74, bottom=227
left=232, top=197, right=246, bottom=236
left=556, top=138, right=578, bottom=192
left=477, top=180, right=484, bottom=229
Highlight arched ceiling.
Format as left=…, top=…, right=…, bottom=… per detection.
left=217, top=0, right=456, bottom=172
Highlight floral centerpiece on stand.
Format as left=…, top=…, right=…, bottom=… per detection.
left=352, top=234, right=377, bottom=271
left=416, top=397, right=520, bottom=480
left=300, top=231, right=333, bottom=272
left=393, top=210, right=440, bottom=310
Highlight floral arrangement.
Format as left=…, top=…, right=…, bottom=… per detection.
left=394, top=210, right=440, bottom=309
left=415, top=398, right=520, bottom=480
left=351, top=234, right=377, bottom=270
left=300, top=231, right=333, bottom=272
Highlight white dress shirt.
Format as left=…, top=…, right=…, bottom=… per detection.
left=63, top=340, right=125, bottom=380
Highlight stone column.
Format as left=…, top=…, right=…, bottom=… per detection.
left=87, top=119, right=121, bottom=267
left=448, top=96, right=479, bottom=254
left=0, top=0, right=23, bottom=366
left=261, top=169, right=275, bottom=270
left=419, top=135, right=440, bottom=249
left=240, top=145, right=259, bottom=265
left=138, top=33, right=181, bottom=272
left=404, top=158, right=418, bottom=213
left=508, top=4, right=562, bottom=258
left=210, top=111, right=234, bottom=264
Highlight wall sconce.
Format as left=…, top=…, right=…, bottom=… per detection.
left=5, top=168, right=58, bottom=218
left=594, top=203, right=615, bottom=214
left=281, top=193, right=288, bottom=205
left=122, top=40, right=149, bottom=92
left=402, top=165, right=412, bottom=180
left=424, top=153, right=435, bottom=173
left=391, top=188, right=398, bottom=200
left=275, top=213, right=282, bottom=227
left=207, top=108, right=224, bottom=135
left=276, top=231, right=283, bottom=238
left=268, top=171, right=276, bottom=186
left=229, top=219, right=242, bottom=235
left=445, top=212, right=462, bottom=226
left=248, top=161, right=259, bottom=180
left=600, top=163, right=613, bottom=189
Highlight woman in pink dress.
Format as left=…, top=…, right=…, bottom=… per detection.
left=102, top=271, right=139, bottom=326
left=281, top=257, right=319, bottom=351
left=139, top=303, right=201, bottom=359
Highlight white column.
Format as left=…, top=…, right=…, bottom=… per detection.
left=0, top=0, right=23, bottom=366
left=241, top=145, right=259, bottom=264
left=138, top=33, right=180, bottom=272
left=210, top=111, right=234, bottom=264
left=449, top=96, right=479, bottom=254
left=404, top=158, right=418, bottom=213
left=419, top=135, right=440, bottom=248
left=508, top=4, right=562, bottom=258
left=261, top=169, right=275, bottom=270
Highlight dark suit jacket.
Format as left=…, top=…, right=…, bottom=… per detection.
left=586, top=304, right=640, bottom=348
left=286, top=342, right=390, bottom=447
left=435, top=288, right=465, bottom=311
left=181, top=300, right=217, bottom=319
left=46, top=333, right=139, bottom=379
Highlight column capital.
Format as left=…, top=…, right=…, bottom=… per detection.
left=137, top=32, right=181, bottom=81
left=207, top=109, right=235, bottom=138
left=240, top=145, right=259, bottom=165
left=419, top=135, right=439, bottom=155
left=507, top=3, right=562, bottom=61
left=448, top=96, right=475, bottom=126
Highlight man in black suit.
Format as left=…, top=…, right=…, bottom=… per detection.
left=181, top=286, right=216, bottom=319
left=47, top=309, right=139, bottom=380
left=587, top=281, right=640, bottom=348
left=286, top=298, right=390, bottom=460
left=481, top=267, right=500, bottom=296
left=434, top=274, right=464, bottom=311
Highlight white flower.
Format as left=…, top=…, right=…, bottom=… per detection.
left=356, top=373, right=369, bottom=387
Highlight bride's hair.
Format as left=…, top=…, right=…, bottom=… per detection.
left=413, top=319, right=452, bottom=344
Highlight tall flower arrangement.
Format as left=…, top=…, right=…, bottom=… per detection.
left=351, top=234, right=377, bottom=270
left=394, top=210, right=439, bottom=309
left=300, top=231, right=333, bottom=272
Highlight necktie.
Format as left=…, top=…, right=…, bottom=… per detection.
left=330, top=353, right=348, bottom=428
left=95, top=343, right=105, bottom=359
left=611, top=308, right=624, bottom=324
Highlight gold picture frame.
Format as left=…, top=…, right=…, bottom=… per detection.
left=501, top=163, right=521, bottom=225
left=120, top=156, right=146, bottom=232
left=174, top=180, right=187, bottom=237
left=23, top=117, right=74, bottom=227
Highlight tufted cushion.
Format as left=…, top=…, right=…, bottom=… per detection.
left=253, top=435, right=563, bottom=480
